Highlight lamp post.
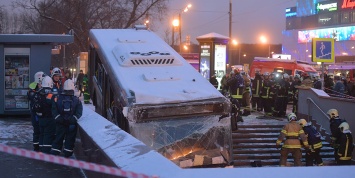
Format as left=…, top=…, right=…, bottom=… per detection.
left=173, top=3, right=192, bottom=53
left=260, top=35, right=270, bottom=58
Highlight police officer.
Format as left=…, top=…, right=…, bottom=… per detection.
left=260, top=72, right=273, bottom=116
left=226, top=69, right=244, bottom=122
left=276, top=113, right=309, bottom=166
left=27, top=71, right=46, bottom=151
left=251, top=71, right=263, bottom=112
left=32, top=76, right=55, bottom=153
left=51, top=79, right=83, bottom=157
left=51, top=67, right=63, bottom=94
left=290, top=74, right=302, bottom=114
left=327, top=109, right=347, bottom=163
left=241, top=71, right=251, bottom=116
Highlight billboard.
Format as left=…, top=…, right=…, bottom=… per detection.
left=298, top=26, right=355, bottom=43
left=200, top=45, right=211, bottom=79
left=285, top=6, right=297, bottom=17
left=316, top=1, right=338, bottom=13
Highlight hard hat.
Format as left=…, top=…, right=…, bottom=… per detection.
left=34, top=71, right=46, bottom=84
left=283, top=73, right=290, bottom=79
left=63, top=79, right=75, bottom=91
left=327, top=73, right=334, bottom=79
left=264, top=72, right=270, bottom=76
left=339, top=122, right=350, bottom=131
left=41, top=76, right=53, bottom=88
left=287, top=113, right=297, bottom=122
left=327, top=109, right=339, bottom=120
left=298, top=119, right=307, bottom=127
left=294, top=74, right=300, bottom=79
left=51, top=67, right=62, bottom=77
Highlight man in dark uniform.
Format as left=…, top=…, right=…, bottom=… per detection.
left=251, top=71, right=263, bottom=112
left=327, top=109, right=347, bottom=163
left=226, top=69, right=244, bottom=122
left=51, top=79, right=83, bottom=157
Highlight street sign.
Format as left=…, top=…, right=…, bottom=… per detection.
left=312, top=38, right=334, bottom=63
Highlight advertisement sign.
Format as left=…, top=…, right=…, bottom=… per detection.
left=200, top=45, right=211, bottom=79
left=342, top=0, right=355, bottom=9
left=316, top=1, right=338, bottom=13
left=298, top=26, right=355, bottom=43
left=312, top=38, right=335, bottom=63
left=285, top=7, right=297, bottom=17
left=214, top=45, right=226, bottom=89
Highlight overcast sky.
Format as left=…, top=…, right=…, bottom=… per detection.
left=1, top=0, right=297, bottom=44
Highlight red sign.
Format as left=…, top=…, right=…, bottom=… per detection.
left=342, top=0, right=355, bottom=9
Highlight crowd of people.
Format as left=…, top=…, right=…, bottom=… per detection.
left=27, top=67, right=90, bottom=157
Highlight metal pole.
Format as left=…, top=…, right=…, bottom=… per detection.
left=321, top=62, right=325, bottom=90
left=238, top=46, right=241, bottom=65
left=229, top=0, right=232, bottom=66
left=179, top=13, right=182, bottom=53
left=172, top=25, right=175, bottom=46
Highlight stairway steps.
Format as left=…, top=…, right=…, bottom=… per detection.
left=237, top=124, right=285, bottom=129
left=234, top=129, right=282, bottom=133
left=233, top=152, right=334, bottom=160
left=233, top=142, right=332, bottom=149
left=233, top=147, right=334, bottom=154
left=232, top=133, right=279, bottom=138
left=233, top=158, right=336, bottom=167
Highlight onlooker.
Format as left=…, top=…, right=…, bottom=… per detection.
left=333, top=76, right=345, bottom=97
left=209, top=75, right=218, bottom=89
left=76, top=70, right=84, bottom=97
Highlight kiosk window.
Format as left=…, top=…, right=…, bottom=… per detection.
left=4, top=55, right=30, bottom=110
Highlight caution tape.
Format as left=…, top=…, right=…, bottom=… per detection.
left=0, top=144, right=157, bottom=178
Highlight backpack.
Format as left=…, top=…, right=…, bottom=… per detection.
left=31, top=91, right=50, bottom=117
left=57, top=95, right=78, bottom=120
left=304, top=125, right=322, bottom=145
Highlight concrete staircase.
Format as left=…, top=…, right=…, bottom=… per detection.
left=232, top=123, right=335, bottom=167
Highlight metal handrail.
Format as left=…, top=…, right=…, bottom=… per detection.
left=306, top=97, right=330, bottom=121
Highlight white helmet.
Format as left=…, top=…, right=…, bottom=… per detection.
left=34, top=71, right=46, bottom=84
left=264, top=72, right=270, bottom=76
left=294, top=74, right=300, bottom=79
left=283, top=73, right=290, bottom=79
left=63, top=79, right=75, bottom=91
left=287, top=113, right=297, bottom=122
left=298, top=119, right=307, bottom=127
left=327, top=73, right=334, bottom=79
left=51, top=67, right=62, bottom=77
left=339, top=122, right=350, bottom=131
left=41, top=76, right=53, bottom=88
left=327, top=109, right=339, bottom=120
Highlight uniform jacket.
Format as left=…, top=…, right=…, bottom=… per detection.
left=276, top=121, right=309, bottom=148
left=52, top=93, right=83, bottom=124
left=227, top=74, right=244, bottom=97
left=303, top=125, right=322, bottom=149
left=330, top=118, right=347, bottom=144
left=251, top=76, right=263, bottom=97
left=260, top=79, right=272, bottom=98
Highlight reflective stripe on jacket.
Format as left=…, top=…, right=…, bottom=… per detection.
left=276, top=121, right=309, bottom=148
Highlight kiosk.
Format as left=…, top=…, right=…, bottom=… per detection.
left=196, top=32, right=229, bottom=89
left=0, top=34, right=74, bottom=115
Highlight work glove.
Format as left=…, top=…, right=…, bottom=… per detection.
left=276, top=143, right=281, bottom=150
left=69, top=116, right=77, bottom=124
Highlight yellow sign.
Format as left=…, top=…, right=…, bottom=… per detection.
left=312, top=38, right=334, bottom=63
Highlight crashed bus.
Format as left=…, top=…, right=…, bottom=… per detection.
left=88, top=26, right=231, bottom=167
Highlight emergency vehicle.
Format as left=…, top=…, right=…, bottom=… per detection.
left=250, top=57, right=318, bottom=78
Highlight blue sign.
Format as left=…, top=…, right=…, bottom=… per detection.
left=312, top=38, right=334, bottom=63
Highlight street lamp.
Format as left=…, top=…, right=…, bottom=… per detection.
left=173, top=3, right=192, bottom=53
left=260, top=35, right=270, bottom=58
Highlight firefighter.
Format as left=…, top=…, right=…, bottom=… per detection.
left=301, top=72, right=313, bottom=87
left=251, top=71, right=263, bottom=112
left=337, top=122, right=354, bottom=165
left=27, top=71, right=46, bottom=151
left=32, top=76, right=55, bottom=153
left=290, top=74, right=301, bottom=114
left=273, top=73, right=290, bottom=117
left=299, top=119, right=323, bottom=166
left=241, top=71, right=251, bottom=116
left=83, top=74, right=92, bottom=104
left=226, top=69, right=244, bottom=122
left=327, top=109, right=347, bottom=163
left=276, top=113, right=309, bottom=166
left=260, top=72, right=273, bottom=116
left=51, top=79, right=83, bottom=157
left=51, top=67, right=63, bottom=94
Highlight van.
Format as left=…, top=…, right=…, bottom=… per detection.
left=250, top=57, right=318, bottom=78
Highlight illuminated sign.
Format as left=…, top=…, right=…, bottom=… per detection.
left=200, top=45, right=211, bottom=79
left=272, top=54, right=292, bottom=60
left=312, top=38, right=335, bottom=63
left=342, top=0, right=355, bottom=9
left=316, top=1, right=338, bottom=13
left=285, top=7, right=297, bottom=17
left=214, top=45, right=226, bottom=88
left=298, top=26, right=355, bottom=43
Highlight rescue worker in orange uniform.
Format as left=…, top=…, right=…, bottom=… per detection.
left=276, top=113, right=309, bottom=166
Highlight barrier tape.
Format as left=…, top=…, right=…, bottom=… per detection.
left=0, top=144, right=157, bottom=178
